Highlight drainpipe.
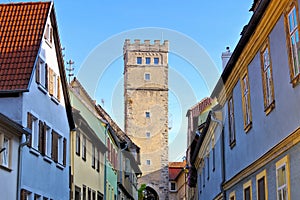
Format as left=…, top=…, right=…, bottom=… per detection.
left=210, top=111, right=226, bottom=199
left=17, top=131, right=30, bottom=200
left=103, top=122, right=110, bottom=200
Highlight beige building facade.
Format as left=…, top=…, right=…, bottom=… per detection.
left=123, top=39, right=169, bottom=199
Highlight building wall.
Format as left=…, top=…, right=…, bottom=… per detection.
left=16, top=18, right=70, bottom=199
left=223, top=0, right=300, bottom=183
left=0, top=127, right=21, bottom=200
left=124, top=39, right=169, bottom=199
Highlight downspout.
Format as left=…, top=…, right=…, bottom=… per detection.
left=17, top=131, right=30, bottom=200
left=210, top=111, right=226, bottom=199
left=104, top=123, right=110, bottom=200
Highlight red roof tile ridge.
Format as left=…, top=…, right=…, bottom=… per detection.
left=1, top=1, right=52, bottom=6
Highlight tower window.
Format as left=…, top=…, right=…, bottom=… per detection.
left=146, top=132, right=151, bottom=138
left=154, top=57, right=159, bottom=64
left=137, top=57, right=142, bottom=64
left=145, top=111, right=150, bottom=118
left=145, top=73, right=151, bottom=80
left=146, top=57, right=151, bottom=64
left=146, top=159, right=151, bottom=165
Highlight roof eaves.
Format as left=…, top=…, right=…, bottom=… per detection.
left=211, top=0, right=271, bottom=98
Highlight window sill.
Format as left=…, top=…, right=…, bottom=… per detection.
left=244, top=122, right=252, bottom=133
left=38, top=84, right=47, bottom=94
left=51, top=96, right=59, bottom=105
left=43, top=156, right=53, bottom=164
left=291, top=73, right=300, bottom=87
left=264, top=100, right=275, bottom=116
left=0, top=164, right=12, bottom=172
left=29, top=148, right=40, bottom=157
left=56, top=163, right=65, bottom=170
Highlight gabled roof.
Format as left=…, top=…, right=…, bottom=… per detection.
left=0, top=2, right=75, bottom=130
left=169, top=161, right=186, bottom=181
left=0, top=2, right=51, bottom=92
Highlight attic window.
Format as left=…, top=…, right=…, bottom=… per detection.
left=44, top=23, right=53, bottom=46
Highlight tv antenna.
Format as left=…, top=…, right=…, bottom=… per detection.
left=66, top=59, right=75, bottom=84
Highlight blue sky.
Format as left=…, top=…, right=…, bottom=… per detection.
left=51, top=0, right=253, bottom=161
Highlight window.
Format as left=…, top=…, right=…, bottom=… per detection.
left=36, top=57, right=47, bottom=88
left=170, top=182, right=176, bottom=191
left=146, top=57, right=151, bottom=64
left=1, top=136, right=9, bottom=168
left=257, top=170, right=268, bottom=200
left=92, top=144, right=95, bottom=169
left=96, top=150, right=100, bottom=172
left=261, top=40, right=275, bottom=114
left=34, top=194, right=41, bottom=200
left=243, top=180, right=252, bottom=200
left=51, top=131, right=59, bottom=163
left=146, top=132, right=150, bottom=138
left=82, top=136, right=86, bottom=161
left=48, top=67, right=61, bottom=101
left=28, top=113, right=39, bottom=149
left=228, top=96, right=236, bottom=146
left=20, top=189, right=32, bottom=200
left=145, top=111, right=150, bottom=118
left=145, top=73, right=150, bottom=80
left=241, top=74, right=252, bottom=132
left=92, top=190, right=96, bottom=200
left=44, top=23, right=53, bottom=45
left=45, top=125, right=52, bottom=157
left=207, top=154, right=210, bottom=180
left=276, top=155, right=290, bottom=200
left=154, top=57, right=159, bottom=64
left=88, top=188, right=91, bottom=200
left=83, top=185, right=87, bottom=200
left=137, top=57, right=142, bottom=64
left=229, top=191, right=236, bottom=200
left=146, top=159, right=151, bottom=165
left=212, top=147, right=215, bottom=171
left=75, top=186, right=81, bottom=200
left=76, top=132, right=80, bottom=156
left=285, top=2, right=300, bottom=85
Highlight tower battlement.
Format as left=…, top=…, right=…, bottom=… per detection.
left=124, top=39, right=169, bottom=52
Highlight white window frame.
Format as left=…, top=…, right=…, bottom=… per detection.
left=31, top=116, right=39, bottom=149
left=45, top=125, right=52, bottom=157
left=1, top=136, right=10, bottom=168
left=169, top=181, right=177, bottom=192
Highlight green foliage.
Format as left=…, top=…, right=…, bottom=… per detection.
left=138, top=184, right=147, bottom=200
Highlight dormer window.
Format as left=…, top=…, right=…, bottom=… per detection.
left=44, top=23, right=53, bottom=46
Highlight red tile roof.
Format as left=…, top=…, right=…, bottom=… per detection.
left=0, top=2, right=51, bottom=91
left=169, top=161, right=186, bottom=180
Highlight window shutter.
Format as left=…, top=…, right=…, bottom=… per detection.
left=52, top=130, right=58, bottom=162
left=36, top=62, right=40, bottom=83
left=49, top=67, right=54, bottom=96
left=50, top=27, right=53, bottom=44
left=27, top=112, right=32, bottom=147
left=45, top=64, right=48, bottom=90
left=38, top=120, right=43, bottom=153
left=63, top=137, right=67, bottom=166
left=41, top=122, right=47, bottom=155
left=20, top=189, right=27, bottom=200
left=57, top=76, right=61, bottom=101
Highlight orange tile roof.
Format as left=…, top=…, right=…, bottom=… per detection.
left=0, top=2, right=51, bottom=91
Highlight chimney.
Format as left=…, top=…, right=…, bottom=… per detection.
left=221, top=46, right=232, bottom=69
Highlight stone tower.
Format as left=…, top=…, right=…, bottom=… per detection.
left=123, top=39, right=169, bottom=199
